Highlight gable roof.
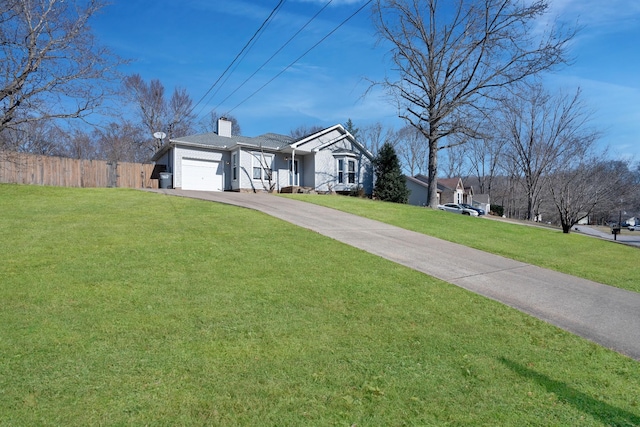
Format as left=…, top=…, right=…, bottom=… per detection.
left=282, top=124, right=373, bottom=159
left=406, top=174, right=428, bottom=187
left=438, top=177, right=463, bottom=191
left=406, top=175, right=471, bottom=194
left=152, top=124, right=372, bottom=161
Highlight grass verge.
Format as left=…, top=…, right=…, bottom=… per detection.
left=1, top=185, right=639, bottom=425
left=281, top=194, right=640, bottom=293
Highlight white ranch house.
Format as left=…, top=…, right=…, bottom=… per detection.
left=152, top=119, right=374, bottom=194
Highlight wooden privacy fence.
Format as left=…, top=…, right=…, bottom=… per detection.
left=0, top=152, right=158, bottom=189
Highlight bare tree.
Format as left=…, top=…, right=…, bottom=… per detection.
left=360, top=121, right=394, bottom=156
left=587, top=160, right=640, bottom=226
left=548, top=157, right=628, bottom=233
left=0, top=117, right=63, bottom=155
left=440, top=138, right=467, bottom=179
left=500, top=85, right=598, bottom=221
left=290, top=124, right=324, bottom=139
left=94, top=120, right=145, bottom=163
left=0, top=0, right=122, bottom=138
left=123, top=74, right=196, bottom=152
left=62, top=128, right=98, bottom=160
left=395, top=125, right=427, bottom=175
left=124, top=75, right=164, bottom=144
left=372, top=0, right=574, bottom=208
left=465, top=131, right=506, bottom=196
left=167, top=87, right=196, bottom=139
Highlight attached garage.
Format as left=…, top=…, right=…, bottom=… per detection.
left=181, top=158, right=223, bottom=191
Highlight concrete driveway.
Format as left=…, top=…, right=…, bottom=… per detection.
left=148, top=189, right=640, bottom=361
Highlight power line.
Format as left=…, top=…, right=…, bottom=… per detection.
left=227, top=0, right=373, bottom=115
left=203, top=2, right=288, bottom=112
left=211, top=0, right=334, bottom=115
left=189, top=0, right=287, bottom=119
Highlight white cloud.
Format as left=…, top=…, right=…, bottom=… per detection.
left=545, top=73, right=640, bottom=158
left=546, top=0, right=640, bottom=34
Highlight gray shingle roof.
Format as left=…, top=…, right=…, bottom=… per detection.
left=251, top=133, right=295, bottom=149
left=172, top=132, right=294, bottom=150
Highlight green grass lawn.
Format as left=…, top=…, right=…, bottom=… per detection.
left=282, top=194, right=640, bottom=293
left=1, top=185, right=639, bottom=426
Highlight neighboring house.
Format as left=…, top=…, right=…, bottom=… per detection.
left=405, top=175, right=474, bottom=206
left=152, top=118, right=374, bottom=194
left=438, top=177, right=473, bottom=205
left=405, top=175, right=430, bottom=206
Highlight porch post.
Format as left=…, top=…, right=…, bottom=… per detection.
left=290, top=149, right=296, bottom=186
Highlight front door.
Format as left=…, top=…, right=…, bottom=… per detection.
left=288, top=159, right=299, bottom=186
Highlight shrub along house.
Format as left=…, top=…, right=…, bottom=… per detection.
left=152, top=118, right=374, bottom=194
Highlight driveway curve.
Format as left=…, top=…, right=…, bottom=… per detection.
left=148, top=189, right=640, bottom=361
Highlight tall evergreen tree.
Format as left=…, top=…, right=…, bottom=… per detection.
left=373, top=142, right=409, bottom=203
left=344, top=118, right=359, bottom=140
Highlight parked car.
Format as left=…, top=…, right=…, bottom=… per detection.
left=437, top=203, right=479, bottom=216
left=460, top=203, right=485, bottom=216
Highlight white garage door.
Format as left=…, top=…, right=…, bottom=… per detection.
left=181, top=158, right=223, bottom=191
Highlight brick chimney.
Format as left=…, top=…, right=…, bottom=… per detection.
left=218, top=117, right=232, bottom=137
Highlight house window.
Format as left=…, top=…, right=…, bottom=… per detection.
left=253, top=166, right=262, bottom=179
left=252, top=152, right=273, bottom=181
left=336, top=157, right=356, bottom=185
left=232, top=153, right=237, bottom=181
left=348, top=160, right=355, bottom=184
left=263, top=160, right=272, bottom=181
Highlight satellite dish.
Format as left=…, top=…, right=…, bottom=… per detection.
left=153, top=131, right=167, bottom=140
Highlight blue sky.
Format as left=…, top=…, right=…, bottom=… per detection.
left=92, top=0, right=640, bottom=160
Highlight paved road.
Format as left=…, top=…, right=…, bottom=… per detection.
left=148, top=189, right=640, bottom=361
left=574, top=225, right=640, bottom=248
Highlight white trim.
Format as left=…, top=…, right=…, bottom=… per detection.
left=290, top=124, right=342, bottom=148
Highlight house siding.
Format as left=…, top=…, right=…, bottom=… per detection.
left=406, top=179, right=427, bottom=206
left=274, top=155, right=289, bottom=191
left=155, top=151, right=171, bottom=172
left=302, top=154, right=315, bottom=189
left=316, top=128, right=343, bottom=148
left=314, top=150, right=335, bottom=192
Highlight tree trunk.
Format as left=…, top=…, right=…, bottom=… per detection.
left=427, top=138, right=439, bottom=208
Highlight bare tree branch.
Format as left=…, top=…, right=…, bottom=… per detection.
left=123, top=74, right=197, bottom=153
left=0, top=0, right=123, bottom=138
